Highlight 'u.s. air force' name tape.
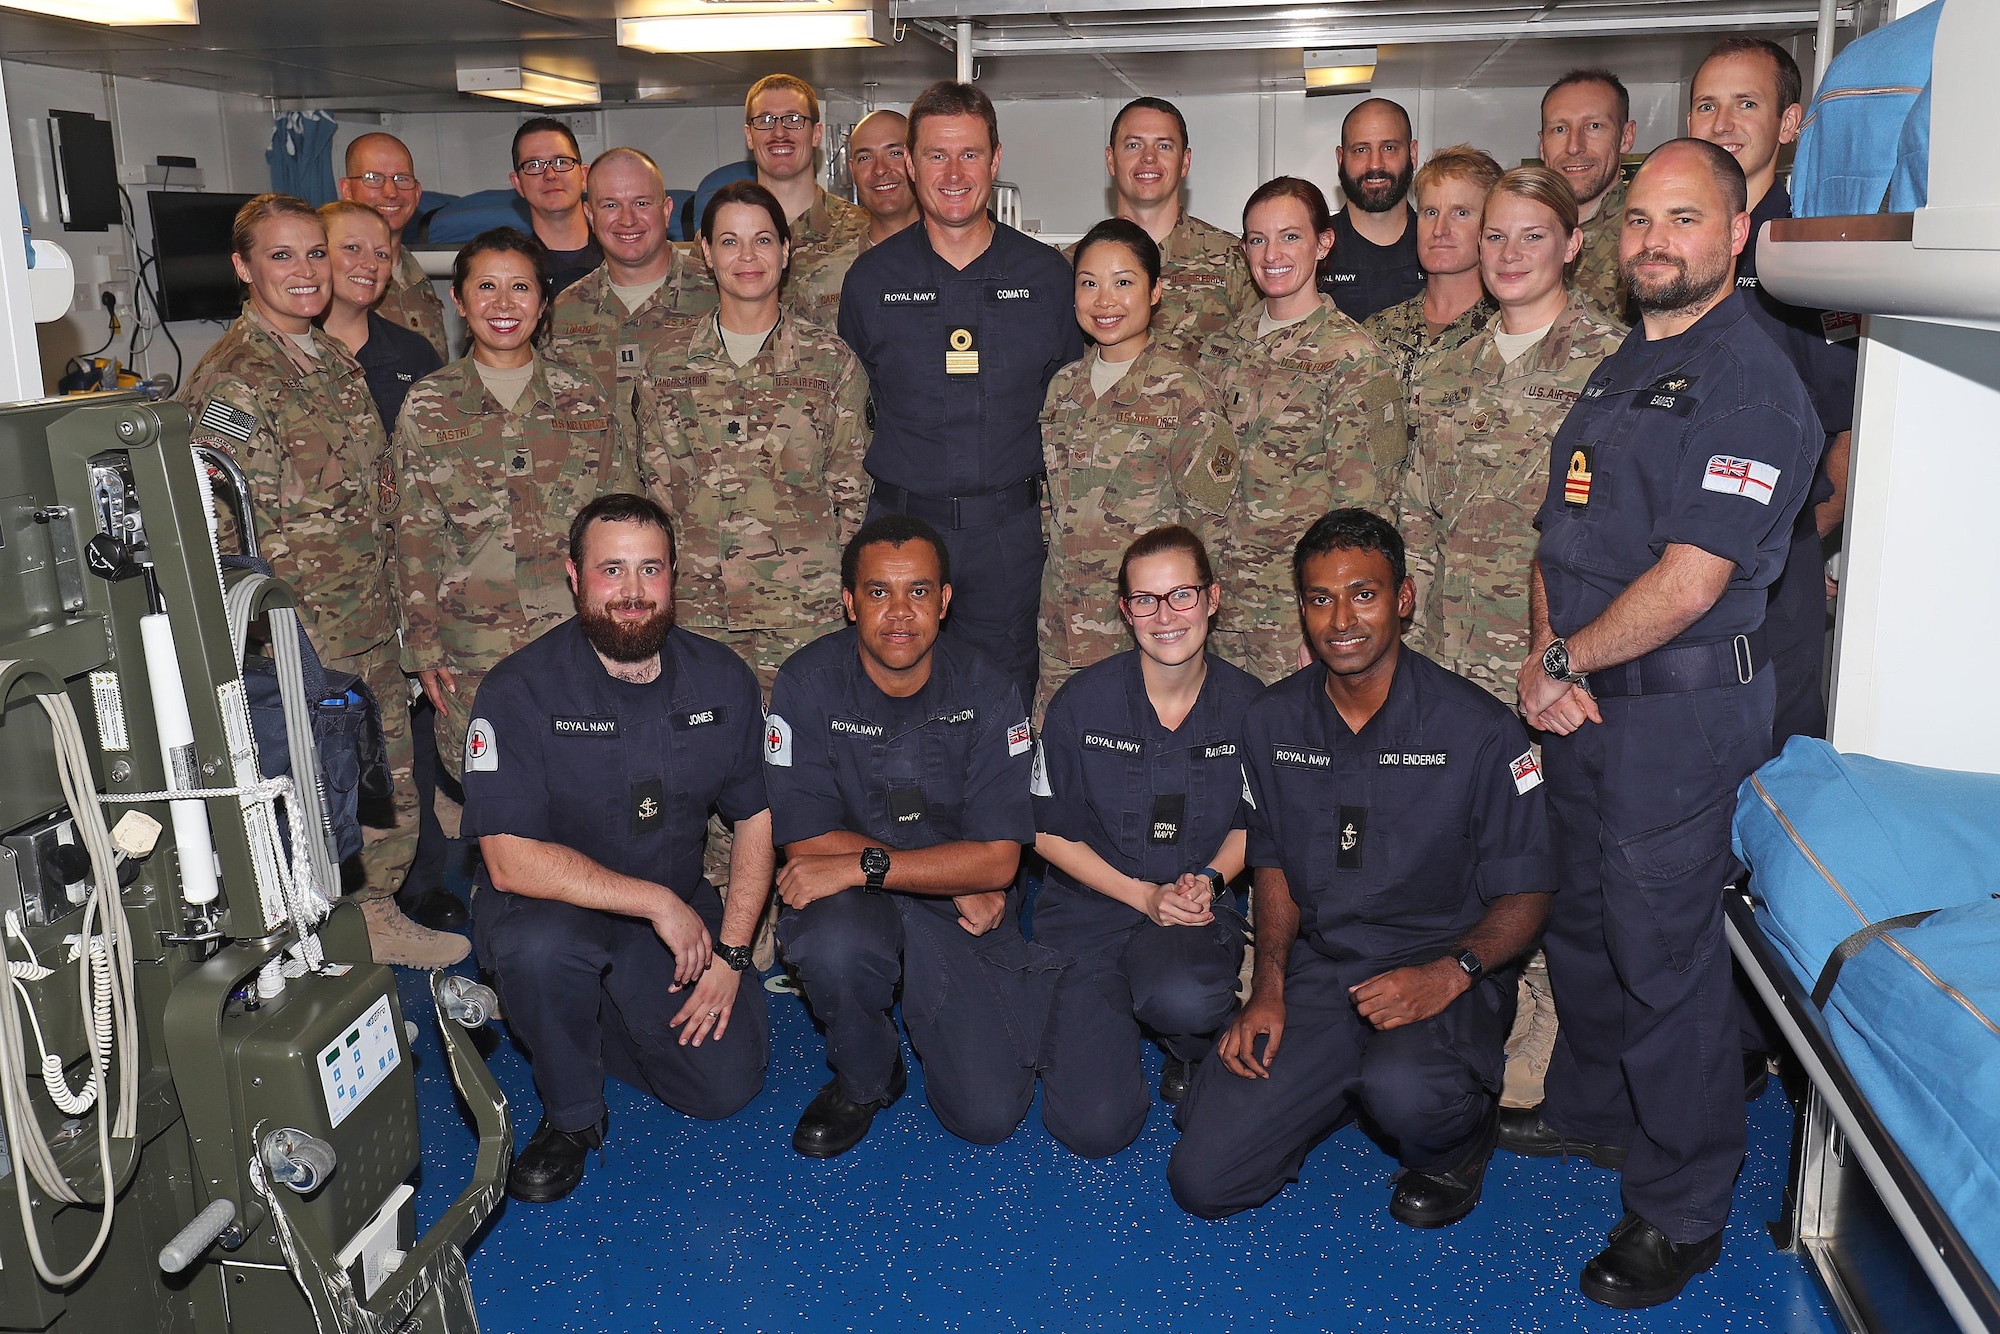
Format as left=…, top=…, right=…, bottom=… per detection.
left=197, top=399, right=258, bottom=443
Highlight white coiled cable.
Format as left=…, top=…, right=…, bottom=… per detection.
left=0, top=685, right=140, bottom=1287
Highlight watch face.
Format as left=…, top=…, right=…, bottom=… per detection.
left=861, top=848, right=890, bottom=876
left=1543, top=642, right=1568, bottom=679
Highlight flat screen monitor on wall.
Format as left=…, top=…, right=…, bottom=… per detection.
left=148, top=190, right=257, bottom=323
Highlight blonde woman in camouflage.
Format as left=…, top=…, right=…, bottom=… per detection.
left=394, top=228, right=632, bottom=791
left=1398, top=164, right=1626, bottom=1112
left=633, top=180, right=869, bottom=696
left=1037, top=217, right=1240, bottom=718
left=1200, top=177, right=1405, bottom=685
left=180, top=193, right=464, bottom=970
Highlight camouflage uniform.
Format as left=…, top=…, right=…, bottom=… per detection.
left=1363, top=292, right=1498, bottom=392
left=179, top=311, right=413, bottom=894
left=785, top=230, right=876, bottom=328
left=1198, top=297, right=1406, bottom=684
left=546, top=244, right=719, bottom=438
left=1571, top=175, right=1631, bottom=322
left=1037, top=340, right=1241, bottom=714
left=1066, top=214, right=1257, bottom=368
left=378, top=249, right=449, bottom=361
left=1400, top=293, right=1625, bottom=702
left=394, top=354, right=633, bottom=778
left=632, top=307, right=869, bottom=696
left=1399, top=292, right=1624, bottom=1109
left=782, top=189, right=870, bottom=320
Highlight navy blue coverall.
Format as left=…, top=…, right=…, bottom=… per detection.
left=1740, top=183, right=1859, bottom=747
left=838, top=221, right=1085, bottom=704
left=1169, top=651, right=1551, bottom=1219
left=765, top=627, right=1063, bottom=1145
left=1031, top=649, right=1265, bottom=1158
left=1533, top=291, right=1819, bottom=1242
left=463, top=620, right=772, bottom=1134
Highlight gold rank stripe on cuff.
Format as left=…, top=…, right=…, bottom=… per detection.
left=197, top=399, right=257, bottom=442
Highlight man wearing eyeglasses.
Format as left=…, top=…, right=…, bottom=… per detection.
left=338, top=132, right=447, bottom=359
left=743, top=75, right=869, bottom=302
left=511, top=117, right=603, bottom=295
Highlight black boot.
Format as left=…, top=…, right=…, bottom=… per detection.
left=1390, top=1106, right=1499, bottom=1229
left=401, top=887, right=469, bottom=930
left=793, top=1055, right=907, bottom=1159
left=1159, top=1056, right=1195, bottom=1106
left=507, top=1115, right=605, bottom=1204
left=1496, top=1103, right=1627, bottom=1170
left=1579, top=1213, right=1723, bottom=1309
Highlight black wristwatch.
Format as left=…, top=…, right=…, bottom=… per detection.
left=1195, top=868, right=1225, bottom=895
left=1452, top=949, right=1485, bottom=983
left=860, top=846, right=891, bottom=891
left=716, top=943, right=754, bottom=973
left=1541, top=637, right=1586, bottom=685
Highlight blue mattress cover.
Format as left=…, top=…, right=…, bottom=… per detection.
left=1734, top=736, right=2000, bottom=1279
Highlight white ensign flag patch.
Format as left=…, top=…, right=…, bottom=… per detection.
left=465, top=718, right=498, bottom=772
left=1701, top=455, right=1780, bottom=504
left=1007, top=719, right=1032, bottom=756
left=764, top=713, right=793, bottom=767
left=1510, top=750, right=1543, bottom=794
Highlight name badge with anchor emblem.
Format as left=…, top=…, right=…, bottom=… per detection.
left=1336, top=806, right=1366, bottom=869
left=1642, top=373, right=1700, bottom=416
left=631, top=777, right=665, bottom=836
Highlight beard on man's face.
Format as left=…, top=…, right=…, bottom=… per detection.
left=1623, top=248, right=1731, bottom=316
left=576, top=593, right=673, bottom=663
left=1338, top=159, right=1414, bottom=214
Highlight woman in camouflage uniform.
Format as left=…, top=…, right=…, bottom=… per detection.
left=1199, top=178, right=1406, bottom=685
left=180, top=194, right=462, bottom=968
left=394, top=228, right=632, bottom=783
left=632, top=180, right=869, bottom=696
left=1398, top=165, right=1626, bottom=1114
left=1037, top=218, right=1240, bottom=717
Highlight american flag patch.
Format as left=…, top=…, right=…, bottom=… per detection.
left=197, top=399, right=257, bottom=443
left=1510, top=750, right=1543, bottom=795
left=1007, top=719, right=1032, bottom=756
left=1701, top=455, right=1780, bottom=504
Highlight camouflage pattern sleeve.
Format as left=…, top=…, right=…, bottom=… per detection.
left=1169, top=373, right=1241, bottom=525
left=1350, top=356, right=1410, bottom=495
left=826, top=343, right=873, bottom=544
left=390, top=377, right=451, bottom=673
left=183, top=372, right=288, bottom=567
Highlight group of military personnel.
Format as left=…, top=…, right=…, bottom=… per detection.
left=175, top=37, right=1852, bottom=1311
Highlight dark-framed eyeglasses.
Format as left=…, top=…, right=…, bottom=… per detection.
left=747, top=112, right=812, bottom=132
left=516, top=155, right=581, bottom=176
left=350, top=171, right=417, bottom=189
left=1121, top=583, right=1209, bottom=617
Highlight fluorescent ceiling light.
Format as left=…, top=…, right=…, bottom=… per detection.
left=456, top=66, right=601, bottom=108
left=0, top=0, right=196, bottom=22
left=617, top=0, right=882, bottom=53
left=1303, top=46, right=1376, bottom=92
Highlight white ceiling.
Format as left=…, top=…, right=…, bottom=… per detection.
left=0, top=0, right=1853, bottom=109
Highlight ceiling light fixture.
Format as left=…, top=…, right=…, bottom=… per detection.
left=456, top=66, right=602, bottom=108
left=1304, top=47, right=1377, bottom=95
left=0, top=0, right=196, bottom=22
left=616, top=0, right=883, bottom=53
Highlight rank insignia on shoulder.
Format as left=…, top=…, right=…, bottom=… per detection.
left=1564, top=445, right=1595, bottom=506
left=946, top=326, right=980, bottom=375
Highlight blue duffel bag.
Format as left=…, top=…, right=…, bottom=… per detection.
left=1733, top=735, right=2000, bottom=1279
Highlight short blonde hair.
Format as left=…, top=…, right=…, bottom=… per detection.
left=745, top=74, right=819, bottom=125
left=1413, top=145, right=1503, bottom=200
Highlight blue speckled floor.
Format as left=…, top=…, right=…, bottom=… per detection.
left=396, top=953, right=1840, bottom=1334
